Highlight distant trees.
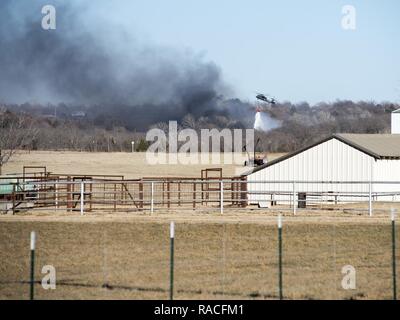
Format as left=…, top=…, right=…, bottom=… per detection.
left=0, top=107, right=38, bottom=175
left=258, top=101, right=398, bottom=152
left=33, top=122, right=143, bottom=152
left=135, top=138, right=150, bottom=152
left=0, top=100, right=398, bottom=158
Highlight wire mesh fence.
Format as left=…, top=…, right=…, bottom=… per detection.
left=0, top=215, right=398, bottom=300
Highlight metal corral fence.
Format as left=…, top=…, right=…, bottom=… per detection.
left=0, top=176, right=246, bottom=214
left=1, top=176, right=400, bottom=215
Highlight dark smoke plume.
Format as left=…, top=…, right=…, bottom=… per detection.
left=0, top=1, right=255, bottom=130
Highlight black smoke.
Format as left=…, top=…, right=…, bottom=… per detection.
left=0, top=1, right=254, bottom=130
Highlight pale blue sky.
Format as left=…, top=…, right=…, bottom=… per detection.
left=64, top=0, right=400, bottom=104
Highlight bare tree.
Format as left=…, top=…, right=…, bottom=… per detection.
left=151, top=122, right=169, bottom=133
left=0, top=108, right=38, bottom=175
left=182, top=114, right=198, bottom=130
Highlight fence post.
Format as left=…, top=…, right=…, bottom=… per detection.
left=150, top=182, right=154, bottom=214
left=193, top=182, right=196, bottom=209
left=55, top=182, right=59, bottom=209
left=12, top=184, right=16, bottom=215
left=392, top=209, right=397, bottom=300
left=278, top=214, right=283, bottom=300
left=369, top=181, right=373, bottom=216
left=89, top=183, right=93, bottom=212
left=220, top=181, right=224, bottom=215
left=178, top=182, right=181, bottom=207
left=113, top=183, right=117, bottom=212
left=80, top=182, right=84, bottom=216
left=162, top=182, right=165, bottom=206
left=139, top=181, right=144, bottom=210
left=30, top=231, right=36, bottom=300
left=167, top=181, right=171, bottom=209
left=240, top=177, right=247, bottom=208
left=67, top=176, right=72, bottom=211
left=292, top=181, right=296, bottom=215
left=170, top=221, right=175, bottom=300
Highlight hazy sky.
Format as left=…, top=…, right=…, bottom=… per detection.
left=2, top=0, right=399, bottom=105
left=88, top=0, right=399, bottom=104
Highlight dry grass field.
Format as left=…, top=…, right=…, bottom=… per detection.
left=0, top=214, right=398, bottom=300
left=0, top=151, right=399, bottom=300
left=3, top=151, right=285, bottom=178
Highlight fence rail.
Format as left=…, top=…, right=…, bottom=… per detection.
left=1, top=177, right=400, bottom=215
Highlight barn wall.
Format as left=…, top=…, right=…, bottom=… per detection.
left=247, top=138, right=375, bottom=204
left=373, top=159, right=400, bottom=200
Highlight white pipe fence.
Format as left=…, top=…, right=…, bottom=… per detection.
left=1, top=179, right=400, bottom=215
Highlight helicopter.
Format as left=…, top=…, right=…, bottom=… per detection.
left=255, top=93, right=276, bottom=105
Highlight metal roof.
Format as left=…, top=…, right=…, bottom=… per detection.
left=243, top=133, right=400, bottom=176
left=335, top=134, right=400, bottom=159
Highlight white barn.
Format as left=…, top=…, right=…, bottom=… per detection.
left=244, top=110, right=400, bottom=206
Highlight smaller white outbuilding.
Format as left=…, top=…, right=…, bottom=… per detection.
left=392, top=109, right=400, bottom=134
left=244, top=110, right=400, bottom=205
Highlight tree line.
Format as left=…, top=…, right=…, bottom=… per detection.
left=1, top=100, right=398, bottom=172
